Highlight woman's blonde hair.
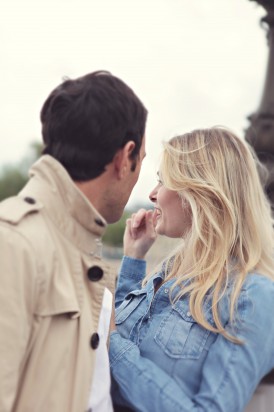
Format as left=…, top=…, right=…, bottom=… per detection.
left=144, top=127, right=274, bottom=342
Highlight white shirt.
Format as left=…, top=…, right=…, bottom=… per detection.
left=88, top=288, right=114, bottom=412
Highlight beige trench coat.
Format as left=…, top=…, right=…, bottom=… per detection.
left=0, top=156, right=116, bottom=412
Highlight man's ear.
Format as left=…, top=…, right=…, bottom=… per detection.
left=113, top=141, right=136, bottom=179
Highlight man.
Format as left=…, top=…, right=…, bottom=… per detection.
left=0, top=71, right=147, bottom=412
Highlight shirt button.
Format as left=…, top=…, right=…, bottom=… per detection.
left=24, top=196, right=36, bottom=204
left=90, top=333, right=100, bottom=349
left=164, top=288, right=169, bottom=294
left=187, top=311, right=191, bottom=317
left=87, top=266, right=104, bottom=281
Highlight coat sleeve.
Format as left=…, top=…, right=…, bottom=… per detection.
left=110, top=277, right=274, bottom=412
left=0, top=224, right=39, bottom=411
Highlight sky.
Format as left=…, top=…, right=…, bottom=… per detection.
left=0, top=0, right=269, bottom=207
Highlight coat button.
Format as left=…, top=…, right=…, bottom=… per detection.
left=87, top=265, right=104, bottom=281
left=94, top=218, right=105, bottom=227
left=24, top=196, right=36, bottom=204
left=90, top=333, right=100, bottom=349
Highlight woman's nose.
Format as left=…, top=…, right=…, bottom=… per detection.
left=149, top=186, right=157, bottom=203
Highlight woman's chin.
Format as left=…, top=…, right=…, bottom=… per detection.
left=155, top=224, right=165, bottom=236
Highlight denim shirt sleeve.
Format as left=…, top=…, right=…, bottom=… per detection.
left=115, top=256, right=146, bottom=307
left=110, top=274, right=274, bottom=412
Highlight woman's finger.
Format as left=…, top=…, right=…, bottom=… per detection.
left=132, top=209, right=147, bottom=229
left=125, top=218, right=133, bottom=238
left=145, top=210, right=157, bottom=238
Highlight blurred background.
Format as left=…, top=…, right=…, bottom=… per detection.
left=0, top=0, right=269, bottom=250
left=0, top=0, right=268, bottom=198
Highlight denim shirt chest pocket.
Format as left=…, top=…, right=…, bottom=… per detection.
left=154, top=299, right=214, bottom=359
left=115, top=290, right=147, bottom=337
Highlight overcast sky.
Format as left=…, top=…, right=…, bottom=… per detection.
left=0, top=0, right=268, bottom=206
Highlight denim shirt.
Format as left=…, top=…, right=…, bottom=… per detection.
left=109, top=256, right=274, bottom=412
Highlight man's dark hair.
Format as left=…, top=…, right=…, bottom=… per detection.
left=40, top=71, right=147, bottom=180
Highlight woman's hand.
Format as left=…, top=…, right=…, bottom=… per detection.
left=123, top=208, right=157, bottom=260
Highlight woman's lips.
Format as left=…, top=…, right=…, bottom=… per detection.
left=154, top=208, right=161, bottom=218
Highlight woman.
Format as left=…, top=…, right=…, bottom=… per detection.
left=109, top=127, right=274, bottom=412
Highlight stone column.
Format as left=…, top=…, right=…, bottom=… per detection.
left=246, top=1, right=274, bottom=155
left=245, top=0, right=274, bottom=385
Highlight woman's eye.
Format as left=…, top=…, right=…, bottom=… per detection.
left=157, top=179, right=163, bottom=185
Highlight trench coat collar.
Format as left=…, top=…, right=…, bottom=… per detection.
left=20, top=155, right=107, bottom=255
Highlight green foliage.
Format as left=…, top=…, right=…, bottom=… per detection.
left=102, top=211, right=131, bottom=247
left=0, top=142, right=43, bottom=201
left=0, top=167, right=28, bottom=201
